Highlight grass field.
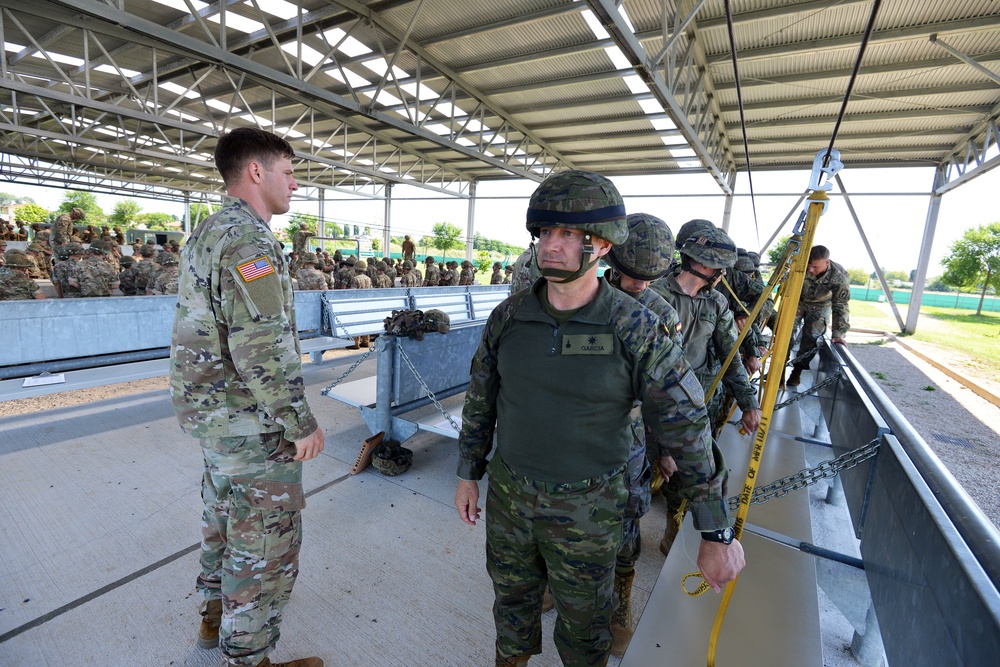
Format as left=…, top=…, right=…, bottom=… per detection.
left=850, top=301, right=1000, bottom=378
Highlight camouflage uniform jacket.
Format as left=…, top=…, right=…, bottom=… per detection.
left=799, top=260, right=851, bottom=339
left=52, top=259, right=83, bottom=298
left=133, top=259, right=159, bottom=294
left=73, top=255, right=119, bottom=296
left=423, top=263, right=441, bottom=286
left=490, top=269, right=503, bottom=285
left=384, top=263, right=397, bottom=283
left=444, top=269, right=459, bottom=286
left=511, top=246, right=540, bottom=293
left=169, top=195, right=318, bottom=441
left=459, top=267, right=475, bottom=285
left=0, top=267, right=40, bottom=300
left=399, top=271, right=420, bottom=287
left=349, top=273, right=372, bottom=289
left=295, top=267, right=327, bottom=290
left=718, top=267, right=767, bottom=355
left=374, top=273, right=392, bottom=289
left=651, top=270, right=760, bottom=413
left=458, top=278, right=729, bottom=531
left=334, top=266, right=353, bottom=289
left=118, top=266, right=138, bottom=296
left=151, top=266, right=179, bottom=295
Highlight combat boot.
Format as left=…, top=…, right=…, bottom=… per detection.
left=786, top=367, right=803, bottom=387
left=609, top=570, right=635, bottom=657
left=224, top=658, right=324, bottom=667
left=495, top=649, right=529, bottom=666
left=197, top=598, right=222, bottom=649
left=659, top=511, right=680, bottom=557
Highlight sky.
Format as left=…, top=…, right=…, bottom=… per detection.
left=4, top=164, right=998, bottom=278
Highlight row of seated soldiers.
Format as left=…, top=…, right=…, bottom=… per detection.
left=1, top=210, right=127, bottom=246
left=291, top=249, right=495, bottom=290
left=0, top=236, right=181, bottom=300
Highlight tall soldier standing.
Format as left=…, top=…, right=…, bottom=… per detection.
left=787, top=244, right=850, bottom=387
left=455, top=170, right=744, bottom=667
left=169, top=127, right=324, bottom=667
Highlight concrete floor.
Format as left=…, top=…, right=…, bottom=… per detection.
left=0, top=358, right=869, bottom=666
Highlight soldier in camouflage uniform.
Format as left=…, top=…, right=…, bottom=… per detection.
left=0, top=250, right=45, bottom=300
left=455, top=171, right=743, bottom=667
left=398, top=260, right=420, bottom=287
left=25, top=241, right=51, bottom=280
left=295, top=253, right=328, bottom=290
left=349, top=260, right=373, bottom=348
left=502, top=264, right=513, bottom=284
left=649, top=225, right=761, bottom=557
left=71, top=240, right=120, bottom=297
left=422, top=256, right=440, bottom=286
left=133, top=244, right=160, bottom=294
left=169, top=128, right=324, bottom=667
left=459, top=259, right=476, bottom=285
left=292, top=222, right=314, bottom=259
left=334, top=256, right=355, bottom=289
left=118, top=255, right=139, bottom=296
left=382, top=256, right=396, bottom=284
left=511, top=244, right=541, bottom=292
left=150, top=250, right=180, bottom=295
left=51, top=243, right=85, bottom=298
left=490, top=262, right=504, bottom=284
left=52, top=213, right=74, bottom=247
left=600, top=212, right=685, bottom=657
left=401, top=234, right=415, bottom=261
left=374, top=262, right=392, bottom=288
left=787, top=245, right=850, bottom=387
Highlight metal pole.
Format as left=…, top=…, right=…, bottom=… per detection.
left=905, top=166, right=946, bottom=334
left=466, top=180, right=477, bottom=263
left=318, top=189, right=326, bottom=251
left=721, top=192, right=734, bottom=232
left=384, top=183, right=393, bottom=259
left=835, top=175, right=905, bottom=331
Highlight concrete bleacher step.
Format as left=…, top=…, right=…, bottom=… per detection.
left=622, top=394, right=822, bottom=667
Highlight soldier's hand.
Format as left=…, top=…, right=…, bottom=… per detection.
left=293, top=428, right=325, bottom=461
left=740, top=408, right=762, bottom=434
left=455, top=480, right=481, bottom=526
left=734, top=315, right=748, bottom=332
left=832, top=336, right=847, bottom=345
left=657, top=455, right=678, bottom=482
left=697, top=538, right=745, bottom=592
left=744, top=356, right=761, bottom=375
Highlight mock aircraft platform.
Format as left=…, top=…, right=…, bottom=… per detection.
left=0, top=357, right=856, bottom=666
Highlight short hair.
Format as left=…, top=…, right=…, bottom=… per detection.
left=809, top=245, right=830, bottom=262
left=214, top=128, right=295, bottom=187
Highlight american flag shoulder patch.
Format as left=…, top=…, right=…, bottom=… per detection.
left=237, top=256, right=275, bottom=282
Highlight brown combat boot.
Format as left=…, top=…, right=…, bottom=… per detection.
left=541, top=585, right=554, bottom=612
left=659, top=510, right=680, bottom=557
left=225, top=658, right=324, bottom=667
left=786, top=367, right=803, bottom=387
left=610, top=570, right=635, bottom=657
left=496, top=649, right=529, bottom=666
left=197, top=598, right=222, bottom=649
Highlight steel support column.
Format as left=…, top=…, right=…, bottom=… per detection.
left=721, top=192, right=734, bottom=232
left=835, top=175, right=905, bottom=332
left=384, top=183, right=393, bottom=260
left=906, top=166, right=947, bottom=334
left=466, top=180, right=477, bottom=263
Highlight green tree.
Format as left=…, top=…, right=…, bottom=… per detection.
left=14, top=203, right=48, bottom=224
left=941, top=221, right=1000, bottom=315
left=0, top=192, right=34, bottom=206
left=371, top=238, right=381, bottom=253
left=57, top=191, right=104, bottom=221
left=475, top=250, right=492, bottom=275
left=846, top=268, right=869, bottom=285
left=285, top=212, right=318, bottom=244
left=431, top=221, right=462, bottom=258
left=109, top=199, right=142, bottom=229
left=135, top=212, right=178, bottom=231
left=343, top=223, right=351, bottom=238
left=190, top=203, right=216, bottom=225
left=766, top=235, right=791, bottom=265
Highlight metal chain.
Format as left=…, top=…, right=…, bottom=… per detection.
left=323, top=302, right=355, bottom=341
left=319, top=346, right=375, bottom=396
left=728, top=368, right=842, bottom=425
left=726, top=436, right=881, bottom=510
left=396, top=341, right=462, bottom=435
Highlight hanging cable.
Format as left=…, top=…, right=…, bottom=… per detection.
left=722, top=0, right=760, bottom=248
left=823, top=0, right=883, bottom=171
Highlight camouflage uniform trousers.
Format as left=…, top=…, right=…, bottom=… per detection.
left=198, top=431, right=304, bottom=666
left=485, top=456, right=628, bottom=666
left=792, top=303, right=832, bottom=370
left=617, top=417, right=651, bottom=575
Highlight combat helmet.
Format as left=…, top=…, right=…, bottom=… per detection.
left=679, top=225, right=737, bottom=277
left=4, top=249, right=34, bottom=268
left=346, top=255, right=357, bottom=266
left=525, top=170, right=628, bottom=283
left=89, top=238, right=113, bottom=254
left=402, top=260, right=413, bottom=270
left=674, top=219, right=717, bottom=249
left=120, top=255, right=136, bottom=267
left=424, top=256, right=435, bottom=264
left=139, top=244, right=156, bottom=258
left=371, top=441, right=413, bottom=476
left=157, top=250, right=179, bottom=266
left=606, top=213, right=675, bottom=282
left=302, top=252, right=318, bottom=264
left=354, top=259, right=367, bottom=271
left=423, top=309, right=451, bottom=335
left=735, top=248, right=755, bottom=273
left=747, top=251, right=761, bottom=268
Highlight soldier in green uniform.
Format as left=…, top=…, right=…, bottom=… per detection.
left=455, top=171, right=744, bottom=667
left=490, top=262, right=504, bottom=284
left=787, top=245, right=850, bottom=387
left=169, top=127, right=324, bottom=667
left=399, top=259, right=420, bottom=287
left=650, top=225, right=762, bottom=556
left=0, top=250, right=45, bottom=300
left=422, top=256, right=440, bottom=286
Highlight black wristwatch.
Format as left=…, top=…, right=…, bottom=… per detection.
left=701, top=527, right=735, bottom=544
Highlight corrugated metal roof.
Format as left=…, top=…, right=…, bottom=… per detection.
left=0, top=0, right=997, bottom=199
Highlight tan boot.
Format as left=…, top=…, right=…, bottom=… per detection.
left=610, top=570, right=635, bottom=657
left=496, top=649, right=530, bottom=666
left=786, top=367, right=802, bottom=387
left=659, top=512, right=679, bottom=557
left=541, top=585, right=554, bottom=612
left=197, top=598, right=222, bottom=649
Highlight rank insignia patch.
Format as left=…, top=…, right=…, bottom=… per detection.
left=237, top=256, right=275, bottom=282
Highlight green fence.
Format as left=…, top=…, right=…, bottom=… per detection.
left=850, top=286, right=1000, bottom=312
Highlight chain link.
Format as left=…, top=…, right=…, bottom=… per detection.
left=319, top=345, right=376, bottom=396
left=396, top=342, right=462, bottom=435
left=727, top=436, right=881, bottom=510
left=728, top=368, right=842, bottom=426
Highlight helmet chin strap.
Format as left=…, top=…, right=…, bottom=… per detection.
left=538, top=233, right=599, bottom=284
left=680, top=254, right=723, bottom=284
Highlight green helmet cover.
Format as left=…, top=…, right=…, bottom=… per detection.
left=606, top=213, right=675, bottom=281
